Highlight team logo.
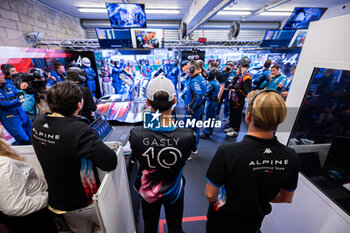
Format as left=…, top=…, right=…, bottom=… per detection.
left=263, top=148, right=272, bottom=154
left=43, top=123, right=49, bottom=129
left=143, top=110, right=161, bottom=129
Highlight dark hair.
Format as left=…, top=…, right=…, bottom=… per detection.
left=209, top=60, right=218, bottom=68
left=54, top=63, right=64, bottom=71
left=47, top=81, right=83, bottom=116
left=148, top=91, right=174, bottom=112
left=271, top=64, right=281, bottom=70
left=264, top=59, right=272, bottom=69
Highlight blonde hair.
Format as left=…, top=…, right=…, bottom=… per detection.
left=247, top=90, right=287, bottom=130
left=0, top=139, right=25, bottom=162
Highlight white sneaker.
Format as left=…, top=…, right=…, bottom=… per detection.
left=187, top=156, right=192, bottom=161
left=226, top=131, right=238, bottom=137
left=224, top=127, right=234, bottom=133
left=191, top=150, right=198, bottom=155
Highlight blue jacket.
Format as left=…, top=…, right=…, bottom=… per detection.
left=168, top=65, right=179, bottom=80
left=82, top=66, right=96, bottom=82
left=261, top=73, right=287, bottom=92
left=206, top=79, right=220, bottom=101
left=253, top=69, right=271, bottom=89
left=163, top=64, right=171, bottom=77
left=185, top=74, right=207, bottom=110
left=112, top=66, right=124, bottom=83
left=142, top=65, right=153, bottom=79
left=21, top=93, right=36, bottom=115
left=0, top=83, right=24, bottom=118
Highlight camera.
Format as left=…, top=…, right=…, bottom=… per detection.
left=12, top=69, right=48, bottom=94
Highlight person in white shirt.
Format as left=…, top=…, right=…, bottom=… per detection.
left=0, top=130, right=57, bottom=233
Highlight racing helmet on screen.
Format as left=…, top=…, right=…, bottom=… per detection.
left=82, top=57, right=91, bottom=67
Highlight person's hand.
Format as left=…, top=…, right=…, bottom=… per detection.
left=20, top=82, right=28, bottom=90
left=281, top=91, right=288, bottom=98
left=0, top=126, right=5, bottom=139
left=48, top=73, right=56, bottom=82
left=187, top=108, right=194, bottom=114
left=268, top=74, right=274, bottom=80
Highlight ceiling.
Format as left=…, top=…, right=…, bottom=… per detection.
left=37, top=0, right=349, bottom=22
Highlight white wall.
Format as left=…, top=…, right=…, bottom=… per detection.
left=276, top=13, right=350, bottom=145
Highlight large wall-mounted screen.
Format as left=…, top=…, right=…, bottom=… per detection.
left=289, top=30, right=308, bottom=48
left=106, top=3, right=147, bottom=28
left=283, top=7, right=327, bottom=30
left=288, top=67, right=350, bottom=145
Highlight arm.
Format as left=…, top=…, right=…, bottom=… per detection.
left=21, top=93, right=36, bottom=113
left=205, top=182, right=220, bottom=203
left=188, top=80, right=203, bottom=110
left=0, top=160, right=48, bottom=216
left=217, top=83, right=225, bottom=101
left=205, top=146, right=227, bottom=203
left=237, top=75, right=252, bottom=99
left=271, top=189, right=295, bottom=203
left=77, top=128, right=117, bottom=171
left=85, top=88, right=97, bottom=111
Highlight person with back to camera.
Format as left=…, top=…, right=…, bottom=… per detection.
left=201, top=67, right=220, bottom=139
left=31, top=81, right=117, bottom=233
left=205, top=89, right=301, bottom=233
left=0, top=127, right=57, bottom=233
left=224, top=57, right=252, bottom=137
left=66, top=67, right=97, bottom=124
left=129, top=76, right=196, bottom=233
left=253, top=59, right=272, bottom=90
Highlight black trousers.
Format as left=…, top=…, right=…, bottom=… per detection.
left=142, top=194, right=184, bottom=233
left=0, top=207, right=57, bottom=233
left=229, top=100, right=244, bottom=131
left=206, top=205, right=263, bottom=233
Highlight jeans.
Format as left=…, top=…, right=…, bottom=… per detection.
left=216, top=90, right=229, bottom=118
left=142, top=193, right=184, bottom=233
left=204, top=101, right=218, bottom=135
left=185, top=107, right=203, bottom=147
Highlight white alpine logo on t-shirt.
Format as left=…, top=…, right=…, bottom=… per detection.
left=263, top=148, right=272, bottom=154
left=43, top=123, right=49, bottom=129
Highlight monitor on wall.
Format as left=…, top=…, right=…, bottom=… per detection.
left=288, top=67, right=350, bottom=145
left=95, top=28, right=133, bottom=49
left=260, top=30, right=296, bottom=48
left=283, top=7, right=327, bottom=30
left=131, top=29, right=164, bottom=49
left=106, top=3, right=147, bottom=29
left=289, top=30, right=308, bottom=48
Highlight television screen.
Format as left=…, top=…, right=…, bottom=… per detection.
left=106, top=3, right=147, bottom=28
left=260, top=30, right=296, bottom=48
left=288, top=68, right=350, bottom=145
left=96, top=28, right=132, bottom=49
left=323, top=136, right=350, bottom=172
left=132, top=29, right=163, bottom=49
left=283, top=7, right=327, bottom=30
left=181, top=50, right=206, bottom=61
left=289, top=30, right=308, bottom=48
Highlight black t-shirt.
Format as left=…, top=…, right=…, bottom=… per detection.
left=206, top=135, right=300, bottom=219
left=129, top=126, right=196, bottom=203
left=216, top=72, right=225, bottom=85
